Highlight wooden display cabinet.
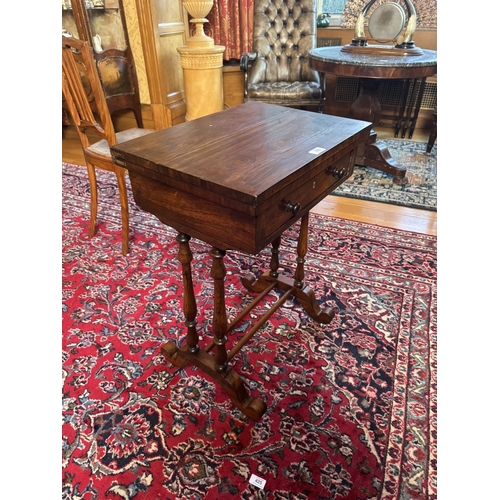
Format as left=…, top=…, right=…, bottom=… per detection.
left=62, top=0, right=143, bottom=127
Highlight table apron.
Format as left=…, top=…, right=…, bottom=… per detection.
left=127, top=143, right=359, bottom=254
left=309, top=60, right=437, bottom=80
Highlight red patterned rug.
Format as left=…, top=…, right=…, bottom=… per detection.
left=62, top=163, right=437, bottom=500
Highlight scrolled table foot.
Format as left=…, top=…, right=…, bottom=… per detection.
left=161, top=341, right=190, bottom=368
left=242, top=271, right=335, bottom=324
left=362, top=142, right=408, bottom=184
left=161, top=341, right=267, bottom=421
left=222, top=368, right=267, bottom=421
left=293, top=284, right=336, bottom=324
left=232, top=395, right=267, bottom=422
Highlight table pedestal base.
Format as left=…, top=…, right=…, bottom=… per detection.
left=351, top=78, right=408, bottom=185
left=160, top=214, right=335, bottom=421
left=357, top=130, right=408, bottom=185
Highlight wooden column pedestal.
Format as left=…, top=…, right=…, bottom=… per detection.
left=177, top=45, right=225, bottom=121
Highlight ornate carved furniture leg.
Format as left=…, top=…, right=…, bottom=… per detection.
left=407, top=77, right=426, bottom=139
left=269, top=236, right=281, bottom=278
left=210, top=247, right=229, bottom=372
left=351, top=78, right=408, bottom=185
left=426, top=110, right=437, bottom=154
left=394, top=78, right=411, bottom=138
left=363, top=138, right=408, bottom=185
left=161, top=233, right=199, bottom=368
left=291, top=214, right=335, bottom=323
left=161, top=234, right=267, bottom=421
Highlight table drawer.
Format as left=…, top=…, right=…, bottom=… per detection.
left=255, top=147, right=356, bottom=247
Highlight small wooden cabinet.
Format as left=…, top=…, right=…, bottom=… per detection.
left=62, top=0, right=143, bottom=127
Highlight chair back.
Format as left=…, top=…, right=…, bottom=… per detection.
left=249, top=0, right=320, bottom=85
left=62, top=35, right=117, bottom=150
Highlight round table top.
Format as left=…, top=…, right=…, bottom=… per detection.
left=309, top=46, right=437, bottom=79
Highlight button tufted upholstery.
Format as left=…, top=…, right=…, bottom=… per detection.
left=240, top=0, right=325, bottom=111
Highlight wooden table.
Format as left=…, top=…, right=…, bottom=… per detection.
left=111, top=102, right=371, bottom=420
left=309, top=46, right=437, bottom=184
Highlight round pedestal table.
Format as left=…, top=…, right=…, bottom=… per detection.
left=309, top=46, right=437, bottom=184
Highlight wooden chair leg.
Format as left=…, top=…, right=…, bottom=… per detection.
left=115, top=166, right=130, bottom=255
left=86, top=162, right=98, bottom=238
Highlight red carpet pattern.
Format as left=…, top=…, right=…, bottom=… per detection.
left=62, top=163, right=437, bottom=499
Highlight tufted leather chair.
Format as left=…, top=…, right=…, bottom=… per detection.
left=240, top=0, right=325, bottom=112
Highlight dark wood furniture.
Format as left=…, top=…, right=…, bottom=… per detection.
left=111, top=102, right=371, bottom=420
left=62, top=0, right=143, bottom=127
left=426, top=110, right=437, bottom=153
left=394, top=77, right=426, bottom=139
left=309, top=46, right=437, bottom=184
left=62, top=36, right=154, bottom=255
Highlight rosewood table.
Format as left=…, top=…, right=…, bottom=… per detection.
left=111, top=102, right=371, bottom=421
left=309, top=46, right=437, bottom=184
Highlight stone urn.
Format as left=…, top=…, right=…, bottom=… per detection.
left=183, top=0, right=214, bottom=48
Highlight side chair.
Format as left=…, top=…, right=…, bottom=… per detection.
left=62, top=35, right=155, bottom=255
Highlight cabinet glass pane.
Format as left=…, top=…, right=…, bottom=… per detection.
left=87, top=5, right=127, bottom=52
left=62, top=2, right=79, bottom=38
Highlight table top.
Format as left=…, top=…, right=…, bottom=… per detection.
left=309, top=46, right=437, bottom=79
left=112, top=102, right=369, bottom=209
left=111, top=102, right=371, bottom=253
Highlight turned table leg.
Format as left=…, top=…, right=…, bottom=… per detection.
left=206, top=246, right=267, bottom=421
left=161, top=235, right=267, bottom=422
left=269, top=235, right=281, bottom=278
left=209, top=247, right=229, bottom=372
left=242, top=213, right=335, bottom=324
left=179, top=234, right=199, bottom=355
left=290, top=214, right=335, bottom=323
left=161, top=233, right=198, bottom=368
left=294, top=214, right=307, bottom=289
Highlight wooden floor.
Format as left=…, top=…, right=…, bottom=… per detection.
left=62, top=125, right=437, bottom=237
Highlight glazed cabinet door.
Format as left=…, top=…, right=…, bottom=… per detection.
left=62, top=0, right=143, bottom=127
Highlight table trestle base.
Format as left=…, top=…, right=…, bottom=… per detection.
left=161, top=341, right=267, bottom=421
left=160, top=215, right=334, bottom=421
